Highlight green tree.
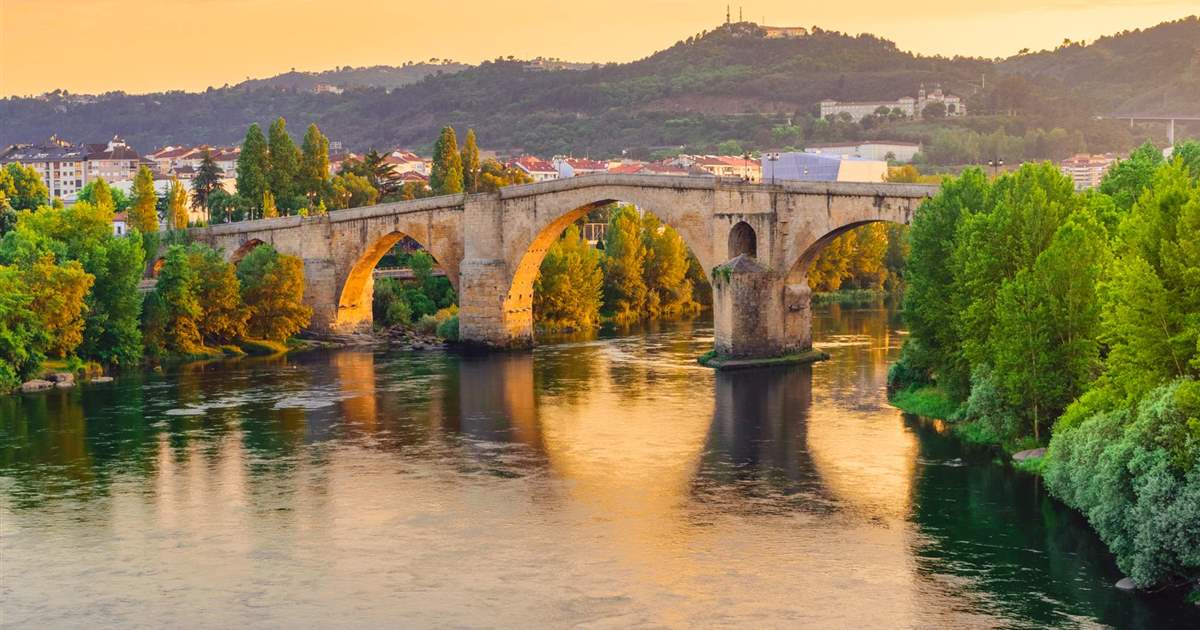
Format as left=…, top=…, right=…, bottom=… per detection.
left=236, top=123, right=270, bottom=218
left=154, top=245, right=204, bottom=354
left=0, top=265, right=47, bottom=389
left=20, top=253, right=94, bottom=358
left=1099, top=142, right=1164, bottom=211
left=602, top=205, right=647, bottom=320
left=641, top=213, right=698, bottom=317
left=127, top=165, right=159, bottom=234
left=267, top=117, right=302, bottom=212
left=478, top=158, right=533, bottom=191
left=299, top=123, right=331, bottom=204
left=191, top=149, right=225, bottom=221
left=167, top=177, right=189, bottom=229
left=237, top=245, right=312, bottom=341
left=430, top=126, right=463, bottom=195
left=187, top=245, right=248, bottom=344
left=80, top=178, right=116, bottom=212
left=2, top=163, right=49, bottom=211
left=330, top=173, right=378, bottom=209
left=534, top=225, right=604, bottom=330
left=460, top=128, right=481, bottom=193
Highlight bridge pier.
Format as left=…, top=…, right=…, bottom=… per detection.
left=707, top=255, right=817, bottom=366
left=458, top=258, right=534, bottom=349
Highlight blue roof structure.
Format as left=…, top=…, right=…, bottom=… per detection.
left=761, top=151, right=875, bottom=182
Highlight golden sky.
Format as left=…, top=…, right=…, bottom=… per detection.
left=1, top=0, right=1195, bottom=96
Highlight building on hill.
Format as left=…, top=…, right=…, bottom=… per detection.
left=805, top=140, right=921, bottom=163
left=0, top=135, right=89, bottom=201
left=312, top=83, right=344, bottom=95
left=508, top=156, right=558, bottom=181
left=85, top=136, right=142, bottom=183
left=762, top=26, right=809, bottom=39
left=1059, top=154, right=1116, bottom=190
left=762, top=152, right=887, bottom=183
left=820, top=84, right=964, bottom=121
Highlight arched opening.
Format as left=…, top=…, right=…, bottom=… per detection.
left=728, top=221, right=757, bottom=259
left=788, top=220, right=905, bottom=290
left=338, top=231, right=455, bottom=334
left=150, top=257, right=166, bottom=278
left=504, top=198, right=712, bottom=339
left=230, top=239, right=266, bottom=264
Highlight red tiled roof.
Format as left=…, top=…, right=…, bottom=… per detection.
left=509, top=155, right=555, bottom=173
left=607, top=164, right=645, bottom=174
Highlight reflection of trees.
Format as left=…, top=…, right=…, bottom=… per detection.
left=902, top=416, right=1172, bottom=629
left=696, top=365, right=836, bottom=510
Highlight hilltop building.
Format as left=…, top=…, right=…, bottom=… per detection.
left=820, top=84, right=965, bottom=121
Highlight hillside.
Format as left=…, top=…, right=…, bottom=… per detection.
left=1, top=18, right=1196, bottom=157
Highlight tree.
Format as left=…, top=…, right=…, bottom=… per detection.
left=2, top=163, right=49, bottom=211
left=19, top=254, right=94, bottom=358
left=330, top=173, right=378, bottom=209
left=640, top=213, right=698, bottom=317
left=429, top=126, right=463, bottom=195
left=128, top=165, right=159, bottom=234
left=460, top=128, right=481, bottom=193
left=299, top=123, right=330, bottom=204
left=237, top=245, right=312, bottom=341
left=602, top=205, right=647, bottom=320
left=236, top=123, right=269, bottom=218
left=168, top=177, right=189, bottom=229
left=191, top=149, right=225, bottom=221
left=80, top=178, right=116, bottom=212
left=478, top=158, right=533, bottom=192
left=922, top=101, right=947, bottom=119
left=154, top=245, right=204, bottom=354
left=262, top=189, right=278, bottom=218
left=1099, top=142, right=1164, bottom=211
left=0, top=265, right=47, bottom=389
left=267, top=117, right=302, bottom=212
left=186, top=245, right=248, bottom=344
left=534, top=225, right=603, bottom=330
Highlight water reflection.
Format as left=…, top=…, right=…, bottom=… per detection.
left=1, top=306, right=1197, bottom=628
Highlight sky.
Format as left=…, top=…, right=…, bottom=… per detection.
left=1, top=0, right=1196, bottom=96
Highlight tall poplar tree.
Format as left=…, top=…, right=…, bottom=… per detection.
left=430, top=126, right=463, bottom=195
left=236, top=123, right=269, bottom=217
left=168, top=177, right=189, bottom=229
left=128, top=166, right=159, bottom=234
left=267, top=117, right=301, bottom=212
left=460, top=128, right=480, bottom=193
left=299, top=123, right=330, bottom=204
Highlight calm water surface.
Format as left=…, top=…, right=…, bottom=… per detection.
left=2, top=304, right=1197, bottom=629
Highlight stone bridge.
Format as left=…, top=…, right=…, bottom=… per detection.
left=190, top=174, right=936, bottom=360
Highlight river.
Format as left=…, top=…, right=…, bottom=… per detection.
left=1, top=303, right=1197, bottom=629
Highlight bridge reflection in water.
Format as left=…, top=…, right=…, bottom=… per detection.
left=2, top=308, right=1193, bottom=628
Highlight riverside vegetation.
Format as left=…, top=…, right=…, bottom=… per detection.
left=888, top=141, right=1200, bottom=597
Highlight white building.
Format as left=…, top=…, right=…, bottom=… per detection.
left=805, top=140, right=921, bottom=163
left=820, top=84, right=965, bottom=121
left=0, top=136, right=89, bottom=201
left=1059, top=154, right=1116, bottom=191
left=84, top=136, right=142, bottom=183
left=508, top=156, right=558, bottom=182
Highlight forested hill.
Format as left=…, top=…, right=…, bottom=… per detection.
left=2, top=18, right=1197, bottom=157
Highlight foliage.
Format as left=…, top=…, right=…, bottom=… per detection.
left=77, top=178, right=128, bottom=212
left=478, top=158, right=533, bottom=192
left=1099, top=142, right=1165, bottom=211
left=152, top=245, right=204, bottom=354
left=430, top=126, right=463, bottom=195
left=236, top=123, right=269, bottom=217
left=889, top=386, right=960, bottom=421
left=1045, top=380, right=1200, bottom=587
left=534, top=225, right=604, bottom=330
left=330, top=172, right=378, bottom=209
left=2, top=163, right=49, bottom=212
left=262, top=189, right=278, bottom=218
left=0, top=265, right=47, bottom=389
left=299, top=123, right=331, bottom=204
left=460, top=128, right=480, bottom=193
left=167, top=178, right=189, bottom=229
left=191, top=149, right=224, bottom=217
left=267, top=117, right=303, bottom=213
left=187, top=244, right=248, bottom=344
left=601, top=205, right=648, bottom=320
left=436, top=315, right=459, bottom=341
left=127, top=166, right=159, bottom=234
left=807, top=223, right=894, bottom=292
left=640, top=212, right=700, bottom=318
left=19, top=254, right=94, bottom=358
left=236, top=245, right=312, bottom=342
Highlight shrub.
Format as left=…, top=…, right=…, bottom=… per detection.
left=436, top=315, right=459, bottom=341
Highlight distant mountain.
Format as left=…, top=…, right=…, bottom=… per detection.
left=1, top=18, right=1196, bottom=157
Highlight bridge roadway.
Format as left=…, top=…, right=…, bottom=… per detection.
left=189, top=173, right=937, bottom=360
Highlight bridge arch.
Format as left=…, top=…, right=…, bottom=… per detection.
left=498, top=188, right=716, bottom=346
left=336, top=230, right=451, bottom=331
left=230, top=238, right=267, bottom=264
left=728, top=221, right=757, bottom=258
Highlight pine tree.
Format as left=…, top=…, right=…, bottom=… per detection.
left=168, top=177, right=189, bottom=229
left=460, top=128, right=480, bottom=193
left=236, top=123, right=269, bottom=217
left=267, top=117, right=301, bottom=213
left=128, top=165, right=159, bottom=233
left=430, top=126, right=463, bottom=195
left=192, top=149, right=224, bottom=222
left=299, top=123, right=330, bottom=204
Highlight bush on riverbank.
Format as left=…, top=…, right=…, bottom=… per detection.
left=889, top=141, right=1200, bottom=592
